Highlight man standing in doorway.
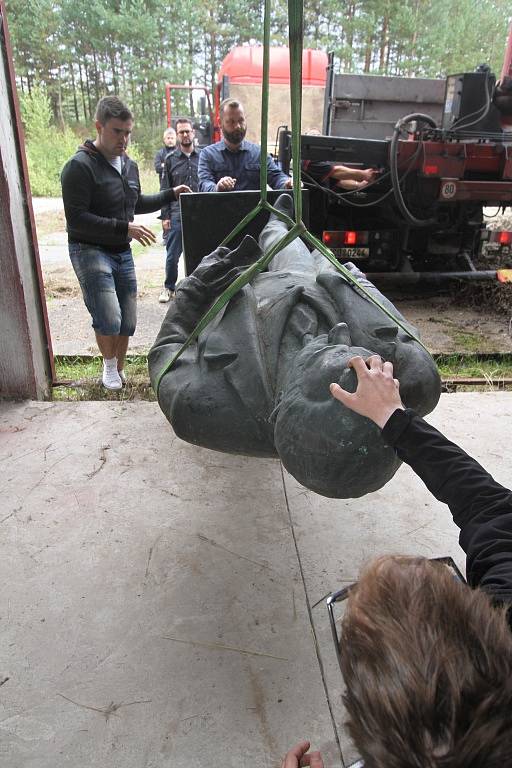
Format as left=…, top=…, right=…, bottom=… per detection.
left=61, top=96, right=190, bottom=390
left=154, top=127, right=177, bottom=184
left=159, top=117, right=200, bottom=303
left=198, top=99, right=293, bottom=192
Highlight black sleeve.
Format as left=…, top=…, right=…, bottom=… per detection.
left=382, top=408, right=512, bottom=607
left=61, top=159, right=128, bottom=240
left=134, top=188, right=175, bottom=214
left=154, top=148, right=163, bottom=174
left=160, top=159, right=173, bottom=220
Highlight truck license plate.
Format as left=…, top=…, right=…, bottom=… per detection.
left=336, top=247, right=370, bottom=260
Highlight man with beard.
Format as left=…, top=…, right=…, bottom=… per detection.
left=198, top=99, right=293, bottom=192
left=159, top=118, right=200, bottom=302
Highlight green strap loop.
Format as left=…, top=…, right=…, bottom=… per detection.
left=259, top=0, right=271, bottom=198
left=288, top=0, right=303, bottom=224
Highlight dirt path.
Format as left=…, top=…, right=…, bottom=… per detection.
left=35, top=198, right=512, bottom=356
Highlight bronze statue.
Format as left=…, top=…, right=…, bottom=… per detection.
left=149, top=195, right=440, bottom=498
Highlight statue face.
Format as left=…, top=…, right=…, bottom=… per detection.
left=274, top=333, right=400, bottom=498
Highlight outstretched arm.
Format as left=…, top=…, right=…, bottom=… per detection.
left=330, top=355, right=512, bottom=607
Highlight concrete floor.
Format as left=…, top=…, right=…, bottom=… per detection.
left=1, top=393, right=511, bottom=767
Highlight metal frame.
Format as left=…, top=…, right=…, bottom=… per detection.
left=0, top=0, right=55, bottom=391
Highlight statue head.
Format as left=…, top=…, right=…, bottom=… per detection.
left=274, top=323, right=401, bottom=498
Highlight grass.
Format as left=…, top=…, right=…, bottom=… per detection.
left=435, top=353, right=512, bottom=391
left=51, top=352, right=512, bottom=402
left=138, top=166, right=161, bottom=195
left=449, top=330, right=488, bottom=354
left=53, top=355, right=155, bottom=401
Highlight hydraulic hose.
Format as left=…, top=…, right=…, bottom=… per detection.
left=390, top=112, right=437, bottom=227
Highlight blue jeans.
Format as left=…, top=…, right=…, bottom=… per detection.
left=69, top=243, right=137, bottom=336
left=164, top=217, right=183, bottom=291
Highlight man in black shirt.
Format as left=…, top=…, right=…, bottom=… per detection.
left=61, top=96, right=190, bottom=389
left=159, top=117, right=199, bottom=303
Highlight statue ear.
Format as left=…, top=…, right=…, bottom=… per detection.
left=374, top=325, right=398, bottom=341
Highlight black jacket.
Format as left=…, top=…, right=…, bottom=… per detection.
left=154, top=145, right=175, bottom=182
left=383, top=408, right=512, bottom=621
left=161, top=147, right=199, bottom=219
left=61, top=140, right=176, bottom=251
left=153, top=144, right=176, bottom=178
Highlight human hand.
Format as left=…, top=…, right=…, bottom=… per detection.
left=281, top=740, right=324, bottom=768
left=360, top=167, right=378, bottom=183
left=173, top=184, right=192, bottom=197
left=216, top=176, right=236, bottom=191
left=162, top=219, right=171, bottom=231
left=330, top=354, right=404, bottom=429
left=127, top=223, right=157, bottom=246
left=284, top=178, right=294, bottom=189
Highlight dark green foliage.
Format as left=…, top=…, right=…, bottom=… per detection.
left=5, top=0, right=511, bottom=162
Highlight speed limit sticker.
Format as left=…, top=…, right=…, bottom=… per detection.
left=441, top=181, right=457, bottom=199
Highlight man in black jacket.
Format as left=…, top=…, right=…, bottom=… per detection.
left=61, top=96, right=190, bottom=390
left=159, top=117, right=200, bottom=303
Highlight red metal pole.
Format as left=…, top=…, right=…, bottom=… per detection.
left=500, top=21, right=512, bottom=80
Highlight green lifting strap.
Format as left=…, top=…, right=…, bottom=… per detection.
left=154, top=0, right=433, bottom=396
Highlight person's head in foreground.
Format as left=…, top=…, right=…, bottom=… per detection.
left=340, top=555, right=512, bottom=768
left=283, top=555, right=512, bottom=768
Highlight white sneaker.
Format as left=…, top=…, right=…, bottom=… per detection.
left=102, top=358, right=122, bottom=390
left=159, top=288, right=172, bottom=303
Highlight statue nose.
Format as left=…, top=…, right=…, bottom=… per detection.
left=328, top=322, right=351, bottom=346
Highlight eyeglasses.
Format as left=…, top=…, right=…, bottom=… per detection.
left=326, top=557, right=466, bottom=768
left=326, top=556, right=466, bottom=674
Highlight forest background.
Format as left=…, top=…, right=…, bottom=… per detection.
left=5, top=0, right=512, bottom=195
